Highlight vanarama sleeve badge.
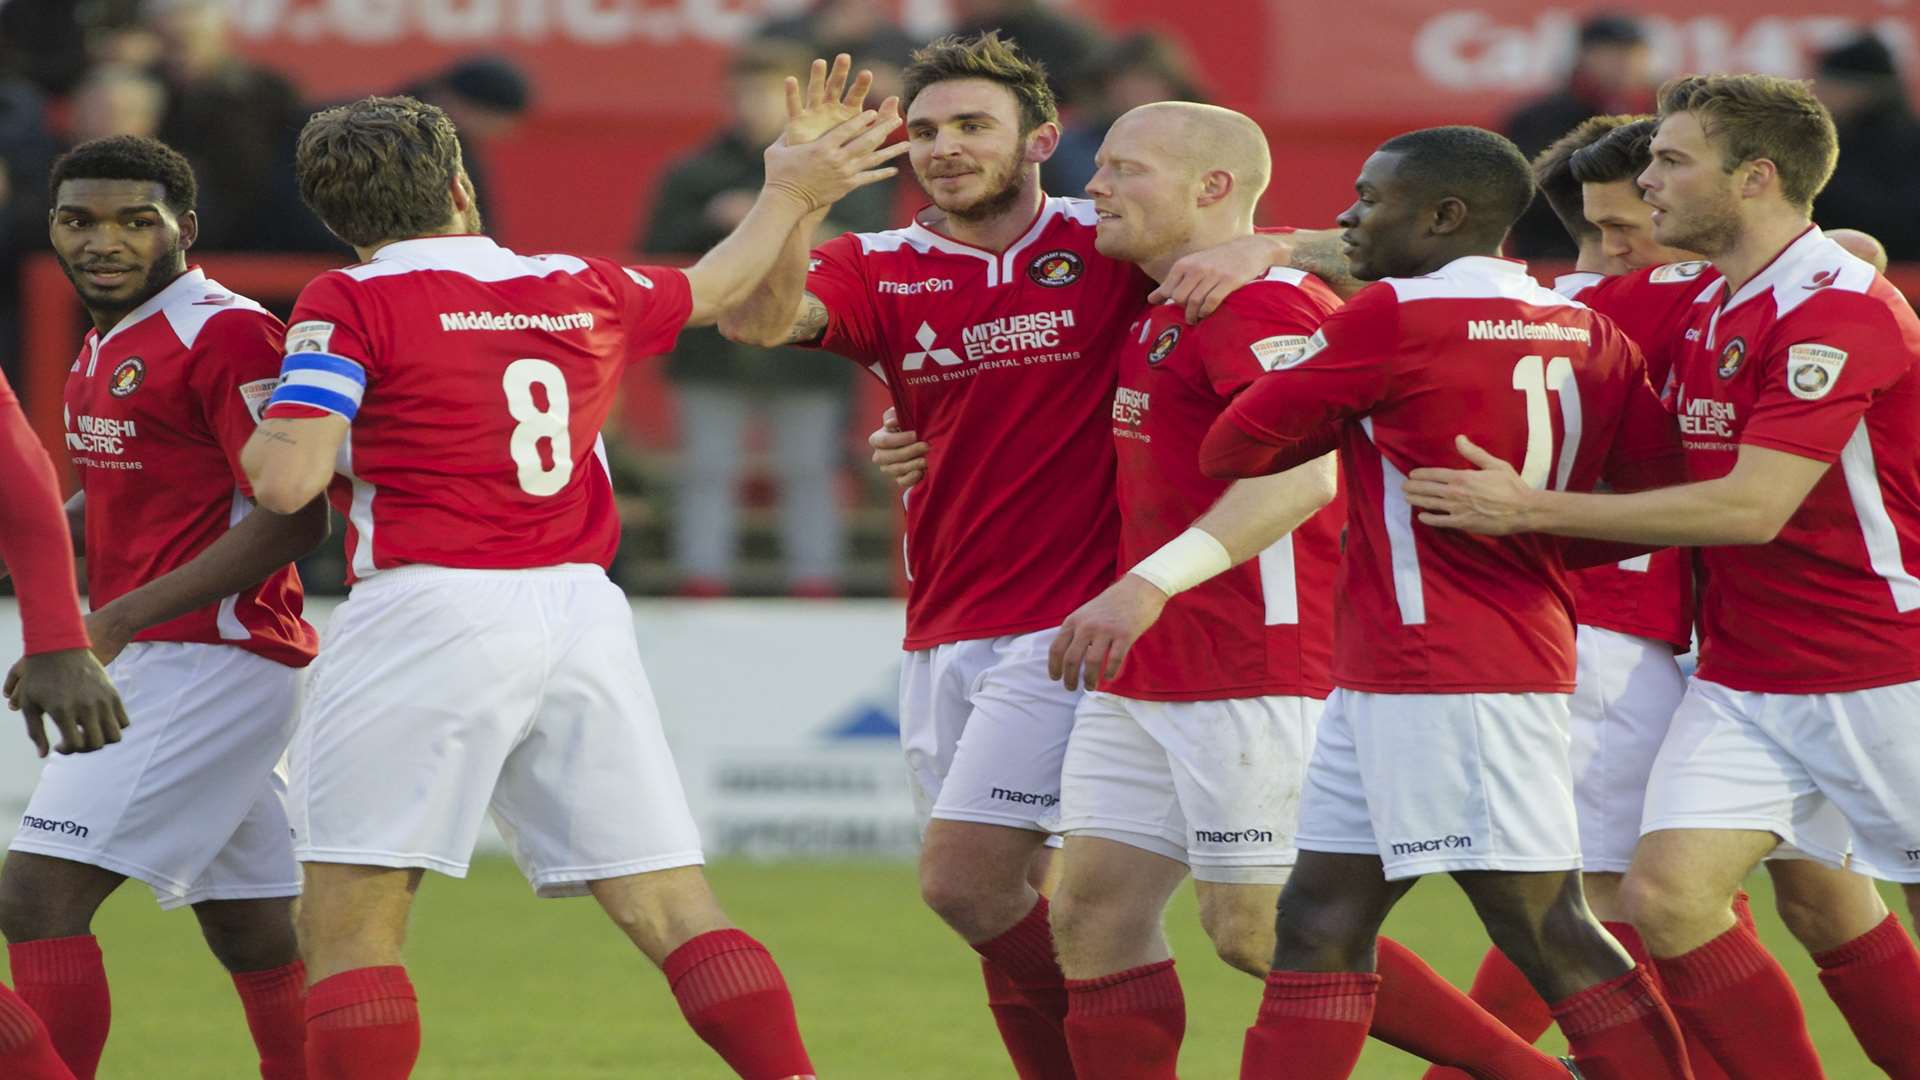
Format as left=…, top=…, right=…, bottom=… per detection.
left=1249, top=334, right=1315, bottom=371
left=1786, top=343, right=1847, bottom=401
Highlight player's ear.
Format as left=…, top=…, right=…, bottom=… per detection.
left=1737, top=158, right=1777, bottom=201
left=1430, top=196, right=1468, bottom=237
left=1024, top=120, right=1061, bottom=165
left=449, top=171, right=473, bottom=213
left=1195, top=169, right=1234, bottom=209
left=177, top=209, right=198, bottom=252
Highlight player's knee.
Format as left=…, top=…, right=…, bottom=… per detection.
left=194, top=900, right=298, bottom=973
left=1618, top=866, right=1715, bottom=949
left=1199, top=901, right=1276, bottom=977
left=1271, top=894, right=1373, bottom=969
left=0, top=866, right=93, bottom=942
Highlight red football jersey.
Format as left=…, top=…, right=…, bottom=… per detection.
left=65, top=268, right=315, bottom=666
left=806, top=198, right=1142, bottom=649
left=1212, top=256, right=1680, bottom=694
left=1669, top=227, right=1920, bottom=692
left=1555, top=262, right=1722, bottom=650
left=1106, top=269, right=1344, bottom=701
left=264, top=236, right=691, bottom=580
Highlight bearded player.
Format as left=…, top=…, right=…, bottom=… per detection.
left=718, top=39, right=1299, bottom=1077
left=240, top=94, right=902, bottom=1079
left=1412, top=78, right=1920, bottom=1078
left=0, top=136, right=327, bottom=1080
left=1434, top=113, right=1920, bottom=1080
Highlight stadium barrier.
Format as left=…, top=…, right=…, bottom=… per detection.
left=0, top=598, right=924, bottom=861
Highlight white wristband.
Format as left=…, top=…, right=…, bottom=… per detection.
left=1128, top=527, right=1232, bottom=598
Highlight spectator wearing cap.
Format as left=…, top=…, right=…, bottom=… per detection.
left=401, top=56, right=532, bottom=234
left=638, top=41, right=895, bottom=598
left=1814, top=32, right=1920, bottom=261
left=1504, top=13, right=1656, bottom=258
left=1042, top=31, right=1206, bottom=198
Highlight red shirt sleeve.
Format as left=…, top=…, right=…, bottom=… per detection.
left=1739, top=296, right=1912, bottom=463
left=191, top=310, right=288, bottom=492
left=608, top=263, right=693, bottom=359
left=803, top=234, right=883, bottom=363
left=0, top=372, right=89, bottom=655
left=266, top=273, right=379, bottom=422
left=1195, top=278, right=1342, bottom=399
left=1201, top=285, right=1397, bottom=477
left=1602, top=330, right=1687, bottom=492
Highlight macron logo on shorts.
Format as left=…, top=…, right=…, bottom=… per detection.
left=1194, top=828, right=1275, bottom=844
left=20, top=814, right=88, bottom=839
left=1390, top=834, right=1473, bottom=856
left=1907, top=847, right=1920, bottom=862
left=990, top=786, right=1058, bottom=808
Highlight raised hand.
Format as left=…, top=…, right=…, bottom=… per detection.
left=764, top=102, right=908, bottom=213
left=785, top=54, right=877, bottom=146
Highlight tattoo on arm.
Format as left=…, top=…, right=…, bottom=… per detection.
left=785, top=293, right=830, bottom=346
left=260, top=429, right=299, bottom=447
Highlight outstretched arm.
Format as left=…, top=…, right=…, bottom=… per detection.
left=1048, top=454, right=1338, bottom=691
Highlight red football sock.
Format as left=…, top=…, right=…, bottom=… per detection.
left=1459, top=946, right=1552, bottom=1042
left=0, top=982, right=75, bottom=1080
left=972, top=897, right=1070, bottom=1026
left=9, top=935, right=109, bottom=1079
left=1603, top=921, right=1727, bottom=1080
left=1656, top=922, right=1823, bottom=1078
left=982, top=959, right=1077, bottom=1080
left=304, top=966, right=419, bottom=1080
left=663, top=930, right=813, bottom=1080
left=233, top=961, right=308, bottom=1080
left=1813, top=913, right=1920, bottom=1079
left=1240, top=970, right=1378, bottom=1080
left=1372, top=938, right=1565, bottom=1080
left=1063, top=959, right=1183, bottom=1079
left=1550, top=965, right=1692, bottom=1080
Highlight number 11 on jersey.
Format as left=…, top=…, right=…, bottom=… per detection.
left=1512, top=354, right=1583, bottom=491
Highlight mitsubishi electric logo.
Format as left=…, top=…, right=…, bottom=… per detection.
left=902, top=321, right=962, bottom=371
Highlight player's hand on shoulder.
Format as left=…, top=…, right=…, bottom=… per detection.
left=1150, top=232, right=1288, bottom=324
left=763, top=95, right=907, bottom=213
left=1403, top=435, right=1537, bottom=535
left=5, top=648, right=129, bottom=759
left=1047, top=575, right=1170, bottom=692
left=783, top=54, right=874, bottom=146
left=869, top=407, right=928, bottom=488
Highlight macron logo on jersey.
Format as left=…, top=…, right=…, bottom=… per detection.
left=438, top=311, right=595, bottom=333
left=879, top=278, right=955, bottom=296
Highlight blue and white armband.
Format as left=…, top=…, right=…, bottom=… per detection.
left=266, top=352, right=367, bottom=421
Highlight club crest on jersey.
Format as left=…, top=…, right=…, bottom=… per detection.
left=1250, top=334, right=1315, bottom=371
left=108, top=357, right=145, bottom=397
left=1028, top=249, right=1083, bottom=288
left=1650, top=260, right=1710, bottom=284
left=1147, top=325, right=1181, bottom=365
left=1716, top=336, right=1747, bottom=379
left=1787, top=343, right=1848, bottom=401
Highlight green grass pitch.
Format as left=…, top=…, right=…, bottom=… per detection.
left=86, top=857, right=1894, bottom=1077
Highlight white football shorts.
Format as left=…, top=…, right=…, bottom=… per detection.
left=1059, top=691, right=1320, bottom=883
left=289, top=564, right=703, bottom=896
left=1641, top=676, right=1920, bottom=883
left=1296, top=689, right=1583, bottom=880
left=898, top=628, right=1081, bottom=840
left=1570, top=626, right=1687, bottom=873
left=11, top=642, right=300, bottom=910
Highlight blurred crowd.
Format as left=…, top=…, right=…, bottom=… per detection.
left=0, top=0, right=1913, bottom=598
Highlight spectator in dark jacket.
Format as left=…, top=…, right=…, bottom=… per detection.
left=1814, top=32, right=1920, bottom=261
left=1504, top=13, right=1655, bottom=259
left=640, top=42, right=896, bottom=597
left=401, top=56, right=533, bottom=236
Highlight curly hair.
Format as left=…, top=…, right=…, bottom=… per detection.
left=903, top=31, right=1058, bottom=134
left=49, top=135, right=197, bottom=215
left=296, top=95, right=466, bottom=247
